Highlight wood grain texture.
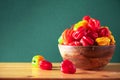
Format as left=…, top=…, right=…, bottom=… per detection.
left=0, top=63, right=120, bottom=80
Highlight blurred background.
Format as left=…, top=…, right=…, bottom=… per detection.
left=0, top=0, right=120, bottom=62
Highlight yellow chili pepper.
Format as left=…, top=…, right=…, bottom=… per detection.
left=73, top=20, right=88, bottom=31
left=96, top=37, right=111, bottom=46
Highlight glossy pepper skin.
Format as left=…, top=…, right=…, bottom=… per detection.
left=32, top=55, right=45, bottom=67
left=109, top=35, right=116, bottom=45
left=39, top=60, right=52, bottom=70
left=82, top=15, right=91, bottom=22
left=61, top=59, right=76, bottom=74
left=62, top=29, right=74, bottom=45
left=58, top=36, right=63, bottom=44
left=88, top=18, right=100, bottom=31
left=58, top=15, right=116, bottom=46
left=68, top=41, right=81, bottom=46
left=85, top=29, right=98, bottom=40
left=73, top=20, right=88, bottom=31
left=98, top=27, right=110, bottom=37
left=80, top=36, right=94, bottom=46
left=96, top=37, right=111, bottom=46
left=72, top=27, right=86, bottom=40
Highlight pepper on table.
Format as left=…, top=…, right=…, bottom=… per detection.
left=0, top=63, right=120, bottom=80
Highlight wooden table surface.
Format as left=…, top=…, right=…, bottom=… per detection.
left=0, top=63, right=120, bottom=80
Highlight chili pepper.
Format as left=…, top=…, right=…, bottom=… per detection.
left=98, top=27, right=110, bottom=37
left=109, top=35, right=116, bottom=45
left=61, top=59, right=76, bottom=74
left=73, top=20, right=88, bottom=31
left=62, top=29, right=74, bottom=45
left=39, top=60, right=52, bottom=70
left=96, top=37, right=110, bottom=46
left=80, top=36, right=94, bottom=46
left=72, top=27, right=86, bottom=40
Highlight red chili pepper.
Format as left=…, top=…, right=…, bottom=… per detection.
left=98, top=27, right=110, bottom=37
left=68, top=41, right=81, bottom=46
left=39, top=60, right=52, bottom=70
left=82, top=15, right=91, bottom=22
left=85, top=29, right=98, bottom=40
left=72, top=27, right=86, bottom=40
left=61, top=59, right=76, bottom=74
left=88, top=18, right=100, bottom=31
left=80, top=36, right=94, bottom=46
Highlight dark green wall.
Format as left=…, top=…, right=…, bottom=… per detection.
left=0, top=0, right=120, bottom=62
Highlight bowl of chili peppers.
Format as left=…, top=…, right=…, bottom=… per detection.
left=58, top=15, right=116, bottom=70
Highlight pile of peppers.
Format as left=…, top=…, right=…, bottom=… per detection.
left=58, top=15, right=115, bottom=46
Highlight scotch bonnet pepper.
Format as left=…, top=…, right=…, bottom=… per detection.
left=58, top=15, right=116, bottom=46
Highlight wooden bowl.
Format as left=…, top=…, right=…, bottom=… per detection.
left=58, top=44, right=116, bottom=70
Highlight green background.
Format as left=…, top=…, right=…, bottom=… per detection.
left=0, top=0, right=120, bottom=62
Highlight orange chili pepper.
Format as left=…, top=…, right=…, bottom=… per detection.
left=95, top=37, right=110, bottom=46
left=109, top=35, right=116, bottom=45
